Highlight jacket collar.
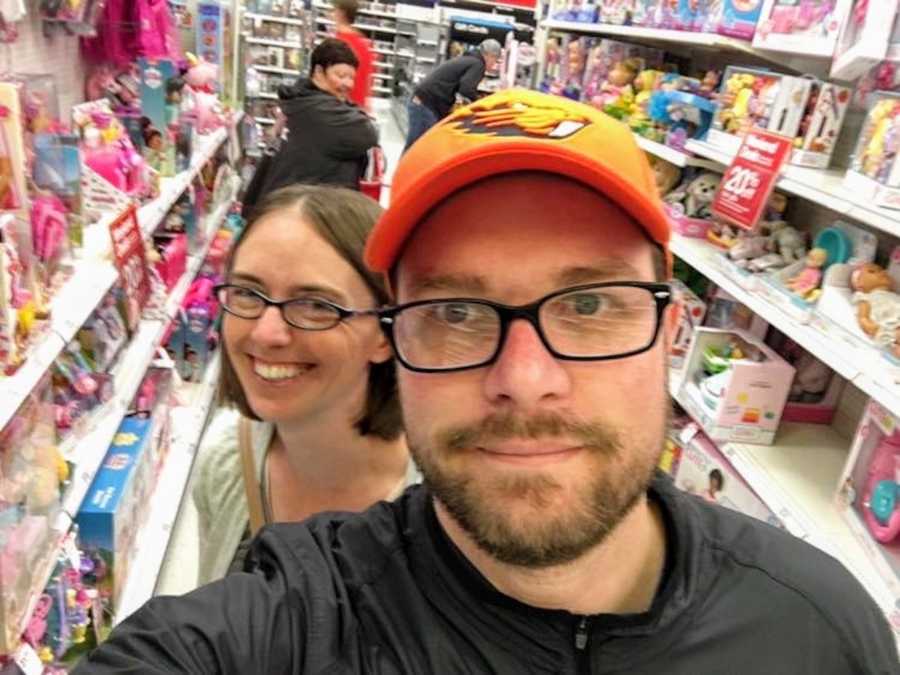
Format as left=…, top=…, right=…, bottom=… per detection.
left=406, top=472, right=707, bottom=658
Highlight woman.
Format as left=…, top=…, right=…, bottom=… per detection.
left=193, top=185, right=414, bottom=583
left=244, top=39, right=378, bottom=214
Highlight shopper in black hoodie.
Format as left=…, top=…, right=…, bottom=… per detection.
left=404, top=39, right=502, bottom=152
left=246, top=39, right=377, bottom=211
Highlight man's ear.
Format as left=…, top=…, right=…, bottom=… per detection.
left=662, top=298, right=681, bottom=356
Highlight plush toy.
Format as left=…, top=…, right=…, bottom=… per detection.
left=729, top=234, right=769, bottom=263
left=851, top=263, right=900, bottom=345
left=684, top=171, right=720, bottom=218
left=650, top=156, right=682, bottom=196
left=789, top=352, right=832, bottom=403
left=770, top=224, right=806, bottom=264
left=184, top=53, right=224, bottom=134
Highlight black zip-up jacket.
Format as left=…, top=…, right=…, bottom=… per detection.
left=75, top=475, right=898, bottom=674
left=258, top=79, right=377, bottom=194
left=414, top=53, right=486, bottom=119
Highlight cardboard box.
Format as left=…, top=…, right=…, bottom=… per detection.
left=679, top=328, right=796, bottom=445
left=75, top=416, right=158, bottom=610
left=836, top=400, right=900, bottom=598
left=669, top=421, right=781, bottom=527
left=831, top=0, right=900, bottom=81
left=669, top=279, right=707, bottom=370
left=753, top=0, right=852, bottom=57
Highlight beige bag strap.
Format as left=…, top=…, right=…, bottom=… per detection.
left=239, top=417, right=266, bottom=536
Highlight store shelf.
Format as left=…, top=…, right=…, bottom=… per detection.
left=670, top=233, right=900, bottom=421
left=418, top=56, right=436, bottom=64
left=245, top=36, right=302, bottom=48
left=255, top=116, right=276, bottom=124
left=138, top=121, right=235, bottom=239
left=374, top=60, right=392, bottom=68
left=634, top=134, right=721, bottom=170
left=374, top=47, right=397, bottom=56
left=374, top=73, right=394, bottom=81
left=253, top=64, right=302, bottom=76
left=684, top=139, right=900, bottom=240
left=243, top=11, right=306, bottom=26
left=247, top=91, right=278, bottom=100
left=373, top=85, right=392, bottom=94
left=419, top=39, right=438, bottom=46
left=115, top=353, right=221, bottom=625
left=541, top=20, right=829, bottom=76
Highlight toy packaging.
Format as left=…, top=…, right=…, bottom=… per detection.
left=831, top=0, right=900, bottom=81
left=836, top=399, right=900, bottom=597
left=708, top=67, right=850, bottom=169
left=678, top=327, right=795, bottom=445
left=704, top=287, right=771, bottom=338
left=666, top=421, right=782, bottom=526
left=843, top=92, right=900, bottom=211
left=718, top=0, right=764, bottom=39
left=760, top=221, right=876, bottom=323
left=74, top=415, right=159, bottom=612
left=0, top=82, right=28, bottom=218
left=669, top=279, right=708, bottom=371
left=766, top=328, right=844, bottom=424
left=752, top=0, right=853, bottom=57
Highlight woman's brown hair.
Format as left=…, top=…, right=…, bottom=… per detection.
left=219, top=184, right=402, bottom=441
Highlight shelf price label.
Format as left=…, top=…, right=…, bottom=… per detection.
left=109, top=205, right=151, bottom=332
left=711, top=129, right=792, bottom=231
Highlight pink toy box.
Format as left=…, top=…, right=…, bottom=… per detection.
left=831, top=0, right=900, bottom=81
left=843, top=92, right=900, bottom=211
left=836, top=399, right=900, bottom=601
left=678, top=327, right=796, bottom=445
left=667, top=421, right=782, bottom=527
left=752, top=0, right=853, bottom=57
left=669, top=279, right=707, bottom=371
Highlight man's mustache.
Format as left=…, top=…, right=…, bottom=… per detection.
left=436, top=412, right=623, bottom=454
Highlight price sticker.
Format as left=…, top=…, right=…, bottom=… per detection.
left=13, top=642, right=43, bottom=675
left=711, top=129, right=793, bottom=231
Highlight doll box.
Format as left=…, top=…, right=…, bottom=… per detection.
left=758, top=260, right=818, bottom=324
left=669, top=422, right=781, bottom=526
left=835, top=399, right=900, bottom=596
left=718, top=0, right=765, bottom=40
left=75, top=416, right=158, bottom=610
left=752, top=0, right=853, bottom=58
left=678, top=327, right=795, bottom=445
left=831, top=0, right=900, bottom=82
left=791, top=82, right=851, bottom=170
left=669, top=279, right=707, bottom=370
left=715, top=253, right=765, bottom=293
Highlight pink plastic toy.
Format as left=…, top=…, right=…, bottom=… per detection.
left=30, top=194, right=68, bottom=263
left=184, top=54, right=224, bottom=134
left=863, top=431, right=900, bottom=543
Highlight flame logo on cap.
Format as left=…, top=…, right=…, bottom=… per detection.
left=450, top=95, right=589, bottom=139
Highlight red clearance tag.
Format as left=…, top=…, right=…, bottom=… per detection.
left=108, top=205, right=151, bottom=331
left=711, top=129, right=792, bottom=231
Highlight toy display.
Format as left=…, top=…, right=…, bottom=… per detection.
left=844, top=92, right=900, bottom=211
left=665, top=421, right=782, bottom=526
left=837, top=400, right=900, bottom=595
left=0, top=83, right=27, bottom=214
left=718, top=0, right=765, bottom=39
left=669, top=279, right=707, bottom=370
left=679, top=327, right=795, bottom=444
left=762, top=222, right=872, bottom=322
left=831, top=0, right=900, bottom=81
left=753, top=0, right=853, bottom=57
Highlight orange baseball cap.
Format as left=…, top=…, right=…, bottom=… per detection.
left=364, top=89, right=672, bottom=274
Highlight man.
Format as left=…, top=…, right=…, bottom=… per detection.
left=244, top=38, right=377, bottom=211
left=75, top=91, right=897, bottom=673
left=332, top=0, right=374, bottom=109
left=403, top=38, right=502, bottom=152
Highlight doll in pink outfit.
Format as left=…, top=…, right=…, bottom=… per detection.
left=787, top=247, right=827, bottom=299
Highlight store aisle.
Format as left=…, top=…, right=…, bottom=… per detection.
left=156, top=101, right=407, bottom=597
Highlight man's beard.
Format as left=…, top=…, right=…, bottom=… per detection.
left=410, top=411, right=662, bottom=569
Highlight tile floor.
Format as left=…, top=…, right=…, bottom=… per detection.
left=156, top=102, right=407, bottom=597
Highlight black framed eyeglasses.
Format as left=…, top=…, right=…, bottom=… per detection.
left=214, top=284, right=379, bottom=331
left=377, top=282, right=671, bottom=373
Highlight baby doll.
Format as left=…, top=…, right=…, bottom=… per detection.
left=593, top=58, right=641, bottom=110
left=851, top=262, right=900, bottom=346
left=787, top=247, right=828, bottom=300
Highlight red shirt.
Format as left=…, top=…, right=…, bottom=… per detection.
left=336, top=27, right=373, bottom=110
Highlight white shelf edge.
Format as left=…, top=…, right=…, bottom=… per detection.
left=243, top=11, right=307, bottom=26
left=244, top=36, right=303, bottom=48
left=253, top=64, right=302, bottom=76
left=115, top=353, right=221, bottom=625
left=634, top=134, right=720, bottom=170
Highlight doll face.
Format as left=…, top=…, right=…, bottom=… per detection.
left=608, top=63, right=635, bottom=87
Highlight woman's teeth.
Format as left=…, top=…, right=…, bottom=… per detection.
left=253, top=362, right=310, bottom=381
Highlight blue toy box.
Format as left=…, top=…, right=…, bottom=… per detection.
left=75, top=416, right=158, bottom=610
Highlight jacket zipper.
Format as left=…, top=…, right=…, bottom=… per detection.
left=574, top=616, right=591, bottom=674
